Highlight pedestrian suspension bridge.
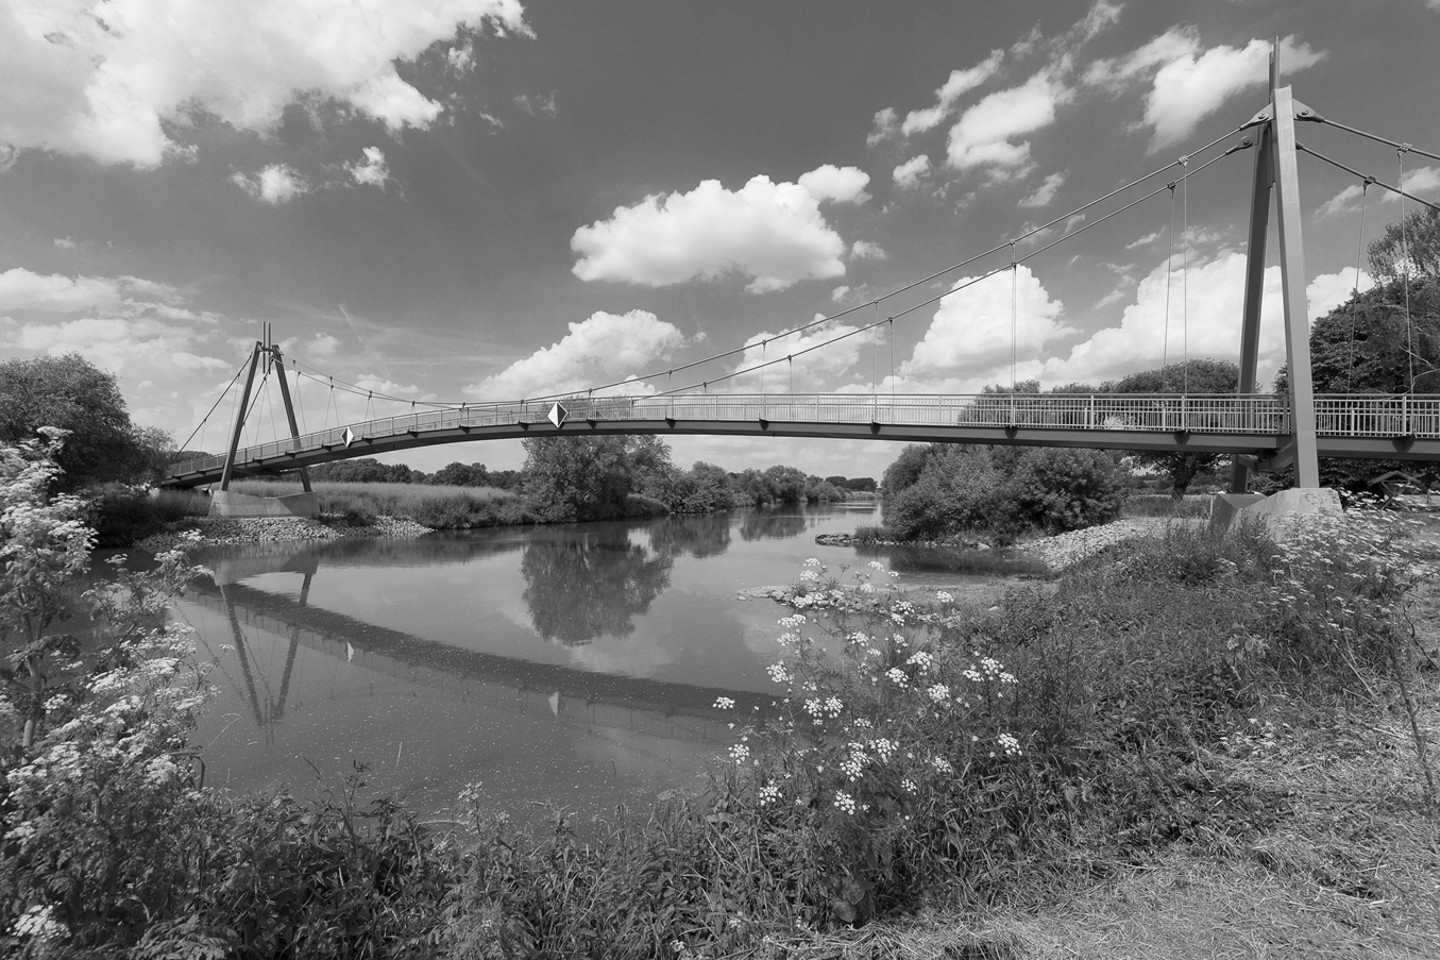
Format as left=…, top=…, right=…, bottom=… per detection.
left=168, top=52, right=1440, bottom=503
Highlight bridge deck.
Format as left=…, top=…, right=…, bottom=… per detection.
left=167, top=392, right=1440, bottom=486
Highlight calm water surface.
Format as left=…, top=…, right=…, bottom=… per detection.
left=174, top=504, right=1043, bottom=821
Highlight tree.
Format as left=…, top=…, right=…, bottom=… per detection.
left=1367, top=206, right=1440, bottom=282
left=1272, top=267, right=1440, bottom=491
left=881, top=444, right=937, bottom=496
left=427, top=461, right=491, bottom=487
left=1109, top=358, right=1239, bottom=499
left=521, top=435, right=675, bottom=522
left=0, top=354, right=146, bottom=490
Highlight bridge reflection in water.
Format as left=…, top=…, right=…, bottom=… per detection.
left=176, top=519, right=782, bottom=821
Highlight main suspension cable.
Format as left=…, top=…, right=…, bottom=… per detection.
left=1302, top=114, right=1440, bottom=164
left=488, top=126, right=1251, bottom=406
left=657, top=143, right=1245, bottom=396
left=1296, top=143, right=1440, bottom=213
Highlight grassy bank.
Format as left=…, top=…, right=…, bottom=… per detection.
left=6, top=507, right=1436, bottom=957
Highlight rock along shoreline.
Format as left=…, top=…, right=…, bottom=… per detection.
left=137, top=515, right=434, bottom=553
left=817, top=517, right=1200, bottom=573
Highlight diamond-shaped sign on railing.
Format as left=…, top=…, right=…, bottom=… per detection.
left=343, top=426, right=356, bottom=448
left=547, top=402, right=568, bottom=428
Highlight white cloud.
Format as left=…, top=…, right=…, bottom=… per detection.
left=896, top=266, right=1076, bottom=392
left=1019, top=171, right=1067, bottom=208
left=945, top=71, right=1072, bottom=173
left=231, top=164, right=307, bottom=204
left=9, top=315, right=216, bottom=375
left=307, top=333, right=341, bottom=360
left=1038, top=252, right=1371, bottom=387
left=346, top=147, right=390, bottom=188
left=1126, top=229, right=1164, bottom=249
left=892, top=155, right=932, bottom=189
left=867, top=107, right=899, bottom=146
left=571, top=167, right=869, bottom=293
left=900, top=49, right=1004, bottom=136
left=448, top=40, right=476, bottom=74
left=1307, top=268, right=1373, bottom=318
left=1084, top=28, right=1200, bottom=89
left=850, top=240, right=888, bottom=260
left=465, top=310, right=685, bottom=400
left=1318, top=165, right=1440, bottom=217
left=513, top=91, right=557, bottom=117
left=1090, top=31, right=1325, bottom=150
left=729, top=322, right=879, bottom=392
left=53, top=237, right=78, bottom=250
left=0, top=0, right=531, bottom=167
left=797, top=164, right=871, bottom=204
left=0, top=267, right=187, bottom=313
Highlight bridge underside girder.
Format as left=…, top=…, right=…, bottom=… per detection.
left=165, top=419, right=1440, bottom=488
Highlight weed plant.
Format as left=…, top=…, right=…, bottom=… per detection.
left=228, top=479, right=519, bottom=528
left=4, top=433, right=1433, bottom=957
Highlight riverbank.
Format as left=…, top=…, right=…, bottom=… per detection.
left=818, top=517, right=1204, bottom=573
left=136, top=513, right=434, bottom=552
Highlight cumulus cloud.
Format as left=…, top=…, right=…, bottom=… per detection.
left=850, top=240, right=888, bottom=260
left=1019, top=171, right=1067, bottom=207
left=892, top=155, right=932, bottom=189
left=53, top=237, right=79, bottom=250
left=0, top=267, right=186, bottom=313
left=307, top=333, right=341, bottom=360
left=867, top=107, right=900, bottom=146
left=797, top=164, right=871, bottom=204
left=231, top=164, right=307, bottom=204
left=346, top=147, right=390, bottom=188
left=0, top=0, right=531, bottom=167
left=1088, top=30, right=1324, bottom=150
left=945, top=71, right=1072, bottom=174
left=1038, top=252, right=1371, bottom=387
left=896, top=266, right=1076, bottom=392
left=465, top=310, right=686, bottom=400
left=900, top=49, right=1004, bottom=136
left=729, top=322, right=879, bottom=392
left=570, top=166, right=870, bottom=293
left=1318, top=166, right=1440, bottom=218
left=8, top=315, right=223, bottom=376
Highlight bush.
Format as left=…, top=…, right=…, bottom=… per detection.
left=880, top=446, right=1124, bottom=544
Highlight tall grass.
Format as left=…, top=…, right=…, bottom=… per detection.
left=8, top=507, right=1432, bottom=956
left=228, top=479, right=523, bottom=528
left=1121, top=493, right=1213, bottom=518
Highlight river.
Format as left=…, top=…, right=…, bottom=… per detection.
left=172, top=503, right=1045, bottom=823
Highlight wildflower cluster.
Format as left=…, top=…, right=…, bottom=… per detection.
left=715, top=559, right=1030, bottom=921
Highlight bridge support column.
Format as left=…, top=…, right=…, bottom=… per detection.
left=1231, top=48, right=1321, bottom=491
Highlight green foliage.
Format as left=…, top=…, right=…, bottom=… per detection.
left=2, top=433, right=1431, bottom=955
left=1367, top=206, right=1440, bottom=282
left=1272, top=273, right=1440, bottom=491
left=425, top=460, right=523, bottom=490
left=521, top=435, right=662, bottom=522
left=881, top=445, right=1124, bottom=544
left=309, top=457, right=424, bottom=484
left=0, top=354, right=163, bottom=491
left=1109, top=359, right=1239, bottom=499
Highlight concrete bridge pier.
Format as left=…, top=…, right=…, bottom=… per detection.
left=210, top=489, right=320, bottom=518
left=1210, top=488, right=1343, bottom=533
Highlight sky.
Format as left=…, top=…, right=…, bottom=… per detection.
left=3, top=0, right=1439, bottom=481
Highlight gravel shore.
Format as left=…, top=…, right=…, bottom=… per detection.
left=1018, top=517, right=1203, bottom=571
left=137, top=515, right=434, bottom=552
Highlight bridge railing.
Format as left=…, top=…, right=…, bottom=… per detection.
left=169, top=392, right=1440, bottom=481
